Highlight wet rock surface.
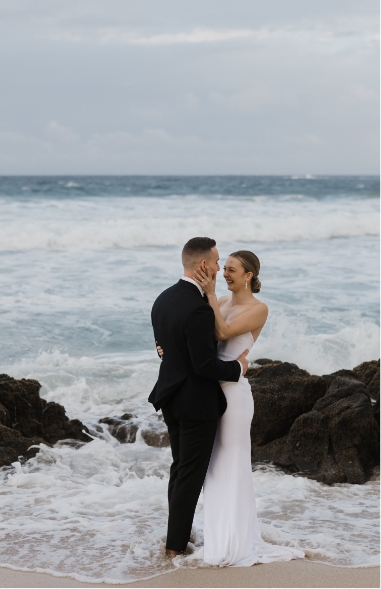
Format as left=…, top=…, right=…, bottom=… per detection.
left=141, top=428, right=170, bottom=447
left=0, top=374, right=91, bottom=468
left=98, top=415, right=139, bottom=443
left=247, top=361, right=327, bottom=447
left=353, top=360, right=380, bottom=402
left=2, top=359, right=379, bottom=484
left=248, top=360, right=380, bottom=484
left=99, top=413, right=170, bottom=447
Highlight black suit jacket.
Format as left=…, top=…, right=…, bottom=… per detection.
left=149, top=280, right=241, bottom=420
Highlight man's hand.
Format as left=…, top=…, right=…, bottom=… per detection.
left=156, top=341, right=164, bottom=359
left=237, top=349, right=249, bottom=375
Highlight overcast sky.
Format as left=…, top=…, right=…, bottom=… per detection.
left=0, top=0, right=379, bottom=174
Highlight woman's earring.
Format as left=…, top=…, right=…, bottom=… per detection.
left=245, top=281, right=248, bottom=290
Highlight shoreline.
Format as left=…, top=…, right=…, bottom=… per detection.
left=0, top=562, right=379, bottom=589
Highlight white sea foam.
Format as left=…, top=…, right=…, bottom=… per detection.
left=0, top=455, right=378, bottom=584
left=251, top=314, right=380, bottom=375
left=0, top=195, right=378, bottom=251
left=2, top=350, right=160, bottom=424
left=64, top=181, right=82, bottom=188
left=3, top=312, right=379, bottom=431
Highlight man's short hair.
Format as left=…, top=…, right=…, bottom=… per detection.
left=182, top=237, right=216, bottom=268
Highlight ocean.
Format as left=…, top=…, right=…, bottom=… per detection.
left=0, top=175, right=379, bottom=583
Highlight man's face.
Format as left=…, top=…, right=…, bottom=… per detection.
left=200, top=246, right=220, bottom=279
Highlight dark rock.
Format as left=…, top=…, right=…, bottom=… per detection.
left=0, top=374, right=91, bottom=468
left=98, top=417, right=120, bottom=427
left=248, top=362, right=326, bottom=446
left=353, top=360, right=380, bottom=401
left=248, top=360, right=310, bottom=380
left=0, top=403, right=11, bottom=427
left=314, top=377, right=370, bottom=412
left=250, top=366, right=379, bottom=485
left=98, top=415, right=138, bottom=443
left=373, top=398, right=380, bottom=426
left=322, top=369, right=359, bottom=389
left=253, top=358, right=282, bottom=366
left=323, top=360, right=380, bottom=402
left=0, top=374, right=45, bottom=437
left=99, top=413, right=170, bottom=447
left=0, top=424, right=44, bottom=467
left=42, top=402, right=91, bottom=445
left=141, top=429, right=170, bottom=447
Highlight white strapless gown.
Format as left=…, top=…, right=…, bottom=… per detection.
left=201, top=331, right=305, bottom=567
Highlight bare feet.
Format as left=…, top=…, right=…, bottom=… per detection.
left=166, top=549, right=183, bottom=557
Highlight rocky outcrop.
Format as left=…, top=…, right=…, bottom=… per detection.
left=353, top=360, right=380, bottom=402
left=99, top=359, right=379, bottom=484
left=248, top=360, right=379, bottom=485
left=2, top=359, right=378, bottom=485
left=0, top=424, right=44, bottom=467
left=98, top=413, right=170, bottom=447
left=321, top=360, right=380, bottom=401
left=98, top=414, right=139, bottom=443
left=0, top=374, right=91, bottom=468
left=141, top=428, right=170, bottom=447
left=247, top=361, right=327, bottom=447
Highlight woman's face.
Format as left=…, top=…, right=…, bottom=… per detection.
left=223, top=256, right=251, bottom=292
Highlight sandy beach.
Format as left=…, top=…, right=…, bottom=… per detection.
left=0, top=562, right=379, bottom=588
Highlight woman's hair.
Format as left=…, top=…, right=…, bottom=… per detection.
left=229, top=250, right=261, bottom=293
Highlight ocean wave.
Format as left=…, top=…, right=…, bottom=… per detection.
left=2, top=349, right=160, bottom=424
left=3, top=316, right=379, bottom=424
left=0, top=196, right=378, bottom=251
left=1, top=175, right=378, bottom=200
left=252, top=317, right=380, bottom=376
left=64, top=181, right=82, bottom=188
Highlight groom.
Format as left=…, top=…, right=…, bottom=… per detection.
left=149, top=237, right=249, bottom=556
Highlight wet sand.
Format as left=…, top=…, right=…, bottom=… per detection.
left=0, top=561, right=379, bottom=588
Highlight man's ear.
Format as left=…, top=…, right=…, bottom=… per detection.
left=200, top=259, right=207, bottom=271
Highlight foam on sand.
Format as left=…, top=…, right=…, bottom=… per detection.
left=0, top=446, right=378, bottom=584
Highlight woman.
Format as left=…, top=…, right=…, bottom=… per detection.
left=159, top=250, right=304, bottom=566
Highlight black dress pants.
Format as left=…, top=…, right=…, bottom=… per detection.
left=161, top=393, right=218, bottom=552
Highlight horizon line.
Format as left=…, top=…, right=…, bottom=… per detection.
left=0, top=173, right=379, bottom=178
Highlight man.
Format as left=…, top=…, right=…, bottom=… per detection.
left=149, top=237, right=249, bottom=556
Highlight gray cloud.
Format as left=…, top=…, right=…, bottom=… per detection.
left=0, top=0, right=378, bottom=174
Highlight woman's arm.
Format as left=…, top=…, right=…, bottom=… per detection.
left=194, top=268, right=268, bottom=340
left=209, top=293, right=267, bottom=340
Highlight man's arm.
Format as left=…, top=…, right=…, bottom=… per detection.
left=184, top=305, right=242, bottom=382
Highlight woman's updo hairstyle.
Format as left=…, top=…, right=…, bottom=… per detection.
left=229, top=250, right=261, bottom=293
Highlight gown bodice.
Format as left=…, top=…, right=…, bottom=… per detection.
left=217, top=331, right=254, bottom=362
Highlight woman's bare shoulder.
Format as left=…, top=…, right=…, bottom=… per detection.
left=249, top=299, right=268, bottom=316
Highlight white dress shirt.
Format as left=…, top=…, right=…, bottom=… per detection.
left=180, top=276, right=243, bottom=376
left=181, top=276, right=205, bottom=296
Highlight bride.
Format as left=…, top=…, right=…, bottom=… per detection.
left=192, top=249, right=304, bottom=566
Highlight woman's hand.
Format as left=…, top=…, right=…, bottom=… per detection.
left=156, top=341, right=164, bottom=359
left=193, top=266, right=217, bottom=296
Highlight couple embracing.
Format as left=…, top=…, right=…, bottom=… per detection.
left=149, top=237, right=304, bottom=567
